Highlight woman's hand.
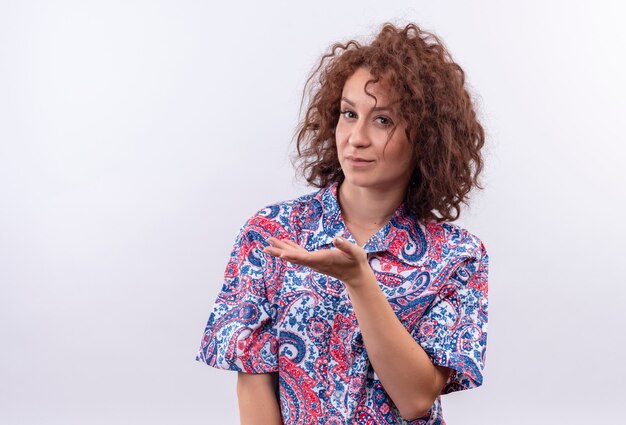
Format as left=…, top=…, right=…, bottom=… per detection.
left=262, top=236, right=372, bottom=287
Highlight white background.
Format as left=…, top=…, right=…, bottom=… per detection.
left=1, top=1, right=625, bottom=424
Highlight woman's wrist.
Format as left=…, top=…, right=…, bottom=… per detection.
left=343, top=261, right=377, bottom=289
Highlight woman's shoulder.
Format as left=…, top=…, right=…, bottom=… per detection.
left=238, top=187, right=324, bottom=238
left=421, top=219, right=488, bottom=263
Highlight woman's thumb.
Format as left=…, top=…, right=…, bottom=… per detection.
left=333, top=236, right=354, bottom=253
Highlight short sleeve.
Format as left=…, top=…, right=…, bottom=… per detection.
left=195, top=215, right=284, bottom=373
left=414, top=241, right=489, bottom=394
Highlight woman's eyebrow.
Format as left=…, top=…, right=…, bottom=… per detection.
left=341, top=96, right=391, bottom=112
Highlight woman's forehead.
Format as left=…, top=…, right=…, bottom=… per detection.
left=343, top=69, right=395, bottom=99
left=341, top=68, right=401, bottom=108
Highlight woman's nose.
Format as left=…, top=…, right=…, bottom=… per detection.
left=347, top=120, right=371, bottom=148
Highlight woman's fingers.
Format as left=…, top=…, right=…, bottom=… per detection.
left=262, top=245, right=282, bottom=257
left=266, top=237, right=308, bottom=253
left=263, top=237, right=308, bottom=264
left=266, top=237, right=292, bottom=249
left=281, top=239, right=302, bottom=248
left=268, top=238, right=313, bottom=254
left=333, top=236, right=359, bottom=258
left=264, top=247, right=300, bottom=264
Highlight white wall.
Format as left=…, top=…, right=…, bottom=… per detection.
left=1, top=1, right=624, bottom=423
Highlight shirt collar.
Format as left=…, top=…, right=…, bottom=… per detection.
left=302, top=182, right=428, bottom=267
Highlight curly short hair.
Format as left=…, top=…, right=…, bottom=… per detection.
left=294, top=22, right=486, bottom=222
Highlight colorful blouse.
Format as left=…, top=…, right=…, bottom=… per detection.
left=195, top=182, right=489, bottom=424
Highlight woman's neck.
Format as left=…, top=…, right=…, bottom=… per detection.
left=337, top=181, right=406, bottom=233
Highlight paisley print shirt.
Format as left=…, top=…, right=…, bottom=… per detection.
left=195, top=182, right=489, bottom=424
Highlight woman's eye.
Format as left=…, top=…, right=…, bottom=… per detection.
left=340, top=110, right=356, bottom=119
left=339, top=110, right=393, bottom=126
left=376, top=116, right=393, bottom=126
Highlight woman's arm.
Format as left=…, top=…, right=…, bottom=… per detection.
left=237, top=372, right=282, bottom=425
left=344, top=272, right=451, bottom=420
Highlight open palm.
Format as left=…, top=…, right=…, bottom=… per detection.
left=262, top=236, right=370, bottom=284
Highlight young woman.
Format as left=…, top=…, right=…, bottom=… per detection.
left=196, top=22, right=488, bottom=425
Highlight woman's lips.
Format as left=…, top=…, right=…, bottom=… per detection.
left=346, top=156, right=374, bottom=167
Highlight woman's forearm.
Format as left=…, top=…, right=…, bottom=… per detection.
left=344, top=269, right=451, bottom=420
left=237, top=372, right=282, bottom=425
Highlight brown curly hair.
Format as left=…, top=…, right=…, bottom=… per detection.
left=294, top=22, right=485, bottom=222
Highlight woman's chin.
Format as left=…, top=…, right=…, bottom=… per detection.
left=341, top=175, right=373, bottom=188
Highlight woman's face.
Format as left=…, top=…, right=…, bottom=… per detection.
left=335, top=67, right=414, bottom=194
